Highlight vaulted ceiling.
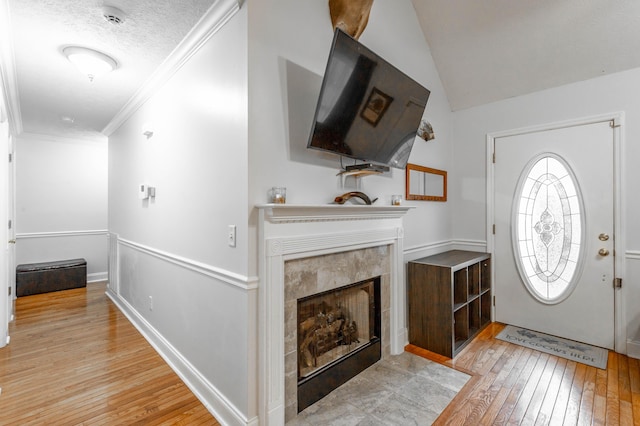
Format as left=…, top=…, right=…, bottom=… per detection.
left=2, top=0, right=640, bottom=140
left=411, top=0, right=640, bottom=110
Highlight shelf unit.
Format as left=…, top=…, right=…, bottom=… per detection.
left=408, top=250, right=491, bottom=358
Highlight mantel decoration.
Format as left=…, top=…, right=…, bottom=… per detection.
left=333, top=191, right=378, bottom=205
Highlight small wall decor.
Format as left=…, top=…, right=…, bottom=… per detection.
left=417, top=119, right=435, bottom=141
left=361, top=88, right=393, bottom=126
left=405, top=163, right=447, bottom=202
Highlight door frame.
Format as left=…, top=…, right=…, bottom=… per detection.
left=486, top=112, right=626, bottom=354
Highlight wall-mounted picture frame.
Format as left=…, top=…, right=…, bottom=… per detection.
left=361, top=87, right=393, bottom=126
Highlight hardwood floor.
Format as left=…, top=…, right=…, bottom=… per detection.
left=0, top=282, right=219, bottom=425
left=407, top=322, right=640, bottom=425
left=4, top=285, right=639, bottom=425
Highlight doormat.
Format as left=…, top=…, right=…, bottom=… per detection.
left=496, top=325, right=608, bottom=369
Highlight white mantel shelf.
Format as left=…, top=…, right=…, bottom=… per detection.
left=256, top=204, right=413, bottom=223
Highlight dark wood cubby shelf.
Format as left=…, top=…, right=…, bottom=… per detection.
left=408, top=250, right=492, bottom=358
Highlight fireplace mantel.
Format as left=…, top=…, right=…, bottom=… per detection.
left=256, top=204, right=412, bottom=425
left=257, top=204, right=412, bottom=223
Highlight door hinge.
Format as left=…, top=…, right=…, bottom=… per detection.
left=8, top=153, right=12, bottom=162
left=614, top=277, right=622, bottom=288
left=492, top=152, right=496, bottom=163
left=493, top=295, right=496, bottom=306
left=8, top=219, right=11, bottom=229
left=610, top=119, right=621, bottom=128
left=493, top=224, right=496, bottom=235
left=8, top=287, right=11, bottom=296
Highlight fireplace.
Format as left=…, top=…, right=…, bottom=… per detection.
left=257, top=204, right=411, bottom=425
left=297, top=277, right=381, bottom=412
left=283, top=246, right=390, bottom=420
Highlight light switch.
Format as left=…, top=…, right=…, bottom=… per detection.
left=228, top=225, right=236, bottom=247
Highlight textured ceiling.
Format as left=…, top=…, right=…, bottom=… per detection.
left=411, top=0, right=640, bottom=111
left=5, top=1, right=640, bottom=139
left=6, top=0, right=214, bottom=139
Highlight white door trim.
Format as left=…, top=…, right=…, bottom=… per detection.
left=486, top=112, right=626, bottom=354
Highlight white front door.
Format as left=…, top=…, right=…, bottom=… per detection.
left=493, top=120, right=615, bottom=349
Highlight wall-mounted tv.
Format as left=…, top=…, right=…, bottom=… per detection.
left=307, top=29, right=431, bottom=170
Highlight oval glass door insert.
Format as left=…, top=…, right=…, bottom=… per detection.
left=512, top=153, right=585, bottom=304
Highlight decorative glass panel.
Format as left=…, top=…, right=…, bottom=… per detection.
left=512, top=154, right=584, bottom=304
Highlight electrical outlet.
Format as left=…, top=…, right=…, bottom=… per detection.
left=228, top=225, right=236, bottom=247
left=149, top=296, right=153, bottom=311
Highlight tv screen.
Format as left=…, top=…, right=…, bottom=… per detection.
left=307, top=29, right=430, bottom=169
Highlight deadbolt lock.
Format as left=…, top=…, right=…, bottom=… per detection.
left=598, top=233, right=609, bottom=241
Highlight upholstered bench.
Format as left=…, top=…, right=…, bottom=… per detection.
left=16, top=258, right=87, bottom=297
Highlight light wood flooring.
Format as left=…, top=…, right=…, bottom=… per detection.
left=407, top=322, right=640, bottom=425
left=3, top=283, right=639, bottom=425
left=0, top=282, right=219, bottom=425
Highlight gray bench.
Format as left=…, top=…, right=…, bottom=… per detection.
left=16, top=258, right=87, bottom=297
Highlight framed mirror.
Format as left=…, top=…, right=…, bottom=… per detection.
left=405, top=163, right=447, bottom=202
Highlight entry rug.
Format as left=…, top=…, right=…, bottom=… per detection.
left=496, top=325, right=608, bottom=369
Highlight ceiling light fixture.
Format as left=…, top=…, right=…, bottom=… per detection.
left=63, top=46, right=117, bottom=82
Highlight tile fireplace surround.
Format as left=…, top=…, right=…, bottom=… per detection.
left=257, top=204, right=411, bottom=425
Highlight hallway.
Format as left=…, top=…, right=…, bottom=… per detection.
left=0, top=283, right=218, bottom=425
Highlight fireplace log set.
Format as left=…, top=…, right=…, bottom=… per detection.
left=298, top=304, right=360, bottom=371
left=296, top=278, right=381, bottom=413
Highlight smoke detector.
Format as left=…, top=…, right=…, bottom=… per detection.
left=102, top=5, right=126, bottom=25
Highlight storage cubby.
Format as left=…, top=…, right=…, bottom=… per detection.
left=454, top=306, right=469, bottom=352
left=408, top=250, right=492, bottom=358
left=469, top=262, right=480, bottom=298
left=481, top=259, right=491, bottom=293
left=453, top=268, right=467, bottom=310
left=469, top=297, right=481, bottom=336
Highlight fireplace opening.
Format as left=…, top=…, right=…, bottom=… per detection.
left=297, top=277, right=381, bottom=412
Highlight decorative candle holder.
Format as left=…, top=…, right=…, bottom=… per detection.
left=271, top=187, right=287, bottom=204
left=391, top=195, right=402, bottom=206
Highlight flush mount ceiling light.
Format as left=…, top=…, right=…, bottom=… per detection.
left=63, top=46, right=117, bottom=82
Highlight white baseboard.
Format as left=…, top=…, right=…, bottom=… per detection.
left=627, top=339, right=640, bottom=360
left=105, top=288, right=251, bottom=426
left=87, top=272, right=108, bottom=283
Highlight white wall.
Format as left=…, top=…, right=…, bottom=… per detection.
left=246, top=0, right=456, bottom=275
left=107, top=5, right=252, bottom=424
left=0, top=85, right=9, bottom=347
left=451, top=67, right=640, bottom=351
left=108, top=1, right=457, bottom=423
left=15, top=133, right=107, bottom=280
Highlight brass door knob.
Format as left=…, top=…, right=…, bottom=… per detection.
left=8, top=239, right=15, bottom=244
left=598, top=248, right=610, bottom=256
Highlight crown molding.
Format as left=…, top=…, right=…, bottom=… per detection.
left=0, top=0, right=23, bottom=135
left=18, top=131, right=107, bottom=145
left=102, top=0, right=241, bottom=136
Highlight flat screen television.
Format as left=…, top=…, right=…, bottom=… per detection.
left=307, top=29, right=431, bottom=170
